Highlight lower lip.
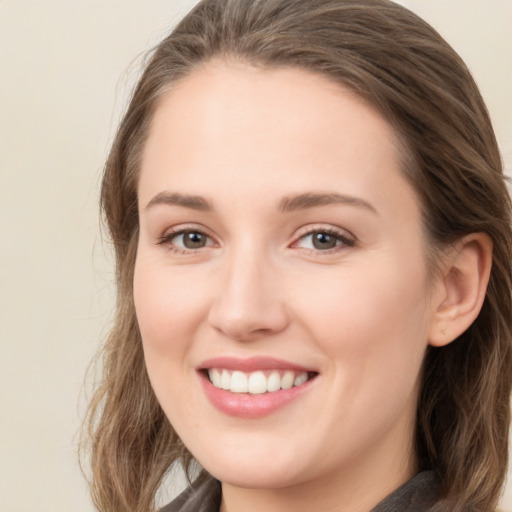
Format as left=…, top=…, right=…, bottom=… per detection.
left=199, top=372, right=315, bottom=419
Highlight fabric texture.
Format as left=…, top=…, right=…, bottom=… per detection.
left=371, top=471, right=440, bottom=511
left=160, top=471, right=221, bottom=512
left=160, top=470, right=440, bottom=512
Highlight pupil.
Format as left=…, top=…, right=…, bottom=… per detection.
left=184, top=231, right=206, bottom=249
left=313, top=232, right=337, bottom=250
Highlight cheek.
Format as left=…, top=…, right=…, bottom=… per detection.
left=292, top=251, right=431, bottom=381
left=133, top=255, right=209, bottom=356
left=301, top=258, right=430, bottom=436
left=133, top=255, right=210, bottom=423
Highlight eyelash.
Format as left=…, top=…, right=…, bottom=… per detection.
left=292, top=227, right=355, bottom=254
left=156, top=226, right=356, bottom=256
left=156, top=227, right=216, bottom=255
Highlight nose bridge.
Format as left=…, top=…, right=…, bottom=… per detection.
left=208, top=237, right=288, bottom=341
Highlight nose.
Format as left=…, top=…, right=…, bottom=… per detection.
left=207, top=246, right=289, bottom=342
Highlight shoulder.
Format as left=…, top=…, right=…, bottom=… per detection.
left=371, top=471, right=441, bottom=512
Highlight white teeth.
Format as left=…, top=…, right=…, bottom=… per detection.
left=294, top=372, right=308, bottom=386
left=210, top=368, right=222, bottom=388
left=248, top=371, right=267, bottom=394
left=231, top=371, right=248, bottom=393
left=221, top=369, right=231, bottom=390
left=267, top=371, right=281, bottom=392
left=207, top=368, right=311, bottom=394
left=281, top=371, right=294, bottom=390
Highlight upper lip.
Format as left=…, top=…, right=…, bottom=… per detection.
left=199, top=356, right=315, bottom=373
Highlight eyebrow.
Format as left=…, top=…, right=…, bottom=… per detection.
left=145, top=192, right=213, bottom=211
left=144, top=191, right=377, bottom=215
left=278, top=192, right=377, bottom=214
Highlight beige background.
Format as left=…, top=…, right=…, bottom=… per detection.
left=0, top=1, right=511, bottom=511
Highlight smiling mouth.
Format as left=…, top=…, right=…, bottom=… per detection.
left=205, top=368, right=317, bottom=395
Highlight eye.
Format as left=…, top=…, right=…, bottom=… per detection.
left=293, top=228, right=355, bottom=253
left=157, top=228, right=215, bottom=253
left=177, top=230, right=210, bottom=249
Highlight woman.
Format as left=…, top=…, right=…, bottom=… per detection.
left=83, top=1, right=512, bottom=511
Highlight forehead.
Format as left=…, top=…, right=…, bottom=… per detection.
left=139, top=61, right=414, bottom=219
left=144, top=60, right=399, bottom=161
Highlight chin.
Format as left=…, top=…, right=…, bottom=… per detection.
left=210, top=466, right=301, bottom=490
left=197, top=450, right=306, bottom=489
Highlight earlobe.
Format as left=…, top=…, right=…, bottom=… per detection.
left=428, top=233, right=493, bottom=347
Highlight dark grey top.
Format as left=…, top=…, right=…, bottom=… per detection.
left=160, top=470, right=441, bottom=512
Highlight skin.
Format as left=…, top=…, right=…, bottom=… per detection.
left=134, top=61, right=450, bottom=512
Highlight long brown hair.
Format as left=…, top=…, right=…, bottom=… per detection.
left=82, top=1, right=512, bottom=510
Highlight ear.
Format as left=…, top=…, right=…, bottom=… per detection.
left=428, top=233, right=493, bottom=347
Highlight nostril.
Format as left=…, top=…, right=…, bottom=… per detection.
left=208, top=302, right=290, bottom=342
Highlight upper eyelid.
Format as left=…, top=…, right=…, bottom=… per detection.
left=289, top=225, right=357, bottom=254
left=156, top=225, right=218, bottom=249
left=293, top=224, right=355, bottom=240
left=155, top=223, right=355, bottom=247
left=160, top=223, right=216, bottom=238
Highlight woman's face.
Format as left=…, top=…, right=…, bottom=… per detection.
left=135, top=62, right=440, bottom=493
